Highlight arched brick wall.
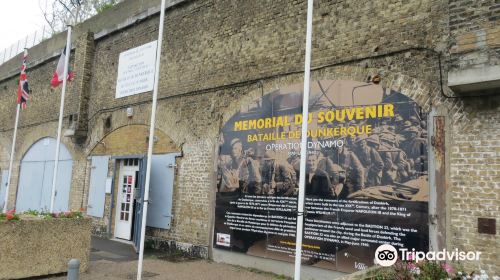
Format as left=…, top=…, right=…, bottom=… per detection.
left=88, top=124, right=179, bottom=156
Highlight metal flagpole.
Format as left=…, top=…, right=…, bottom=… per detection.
left=137, top=0, right=166, bottom=279
left=49, top=25, right=72, bottom=213
left=294, top=0, right=314, bottom=279
left=3, top=103, right=20, bottom=213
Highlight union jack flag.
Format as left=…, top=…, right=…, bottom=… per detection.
left=17, top=50, right=29, bottom=109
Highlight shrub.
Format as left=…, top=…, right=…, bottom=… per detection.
left=0, top=209, right=20, bottom=221
left=0, top=209, right=84, bottom=221
left=373, top=260, right=498, bottom=280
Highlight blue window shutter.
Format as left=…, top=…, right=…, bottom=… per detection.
left=147, top=153, right=179, bottom=229
left=87, top=156, right=109, bottom=217
left=0, top=170, right=8, bottom=210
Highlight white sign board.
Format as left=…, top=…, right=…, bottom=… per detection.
left=105, top=177, right=112, bottom=194
left=115, top=40, right=157, bottom=98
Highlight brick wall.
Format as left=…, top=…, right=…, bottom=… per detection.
left=449, top=0, right=500, bottom=69
left=0, top=0, right=497, bottom=276
left=450, top=95, right=500, bottom=274
left=447, top=0, right=500, bottom=274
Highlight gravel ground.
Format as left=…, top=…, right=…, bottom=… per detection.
left=44, top=258, right=289, bottom=280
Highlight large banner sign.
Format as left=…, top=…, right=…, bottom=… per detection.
left=214, top=80, right=429, bottom=273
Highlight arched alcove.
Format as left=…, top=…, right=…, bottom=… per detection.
left=89, top=124, right=179, bottom=156
left=16, top=137, right=73, bottom=212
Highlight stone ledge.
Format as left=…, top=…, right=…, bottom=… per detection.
left=448, top=65, right=500, bottom=95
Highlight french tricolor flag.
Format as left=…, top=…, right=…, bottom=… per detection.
left=50, top=47, right=74, bottom=88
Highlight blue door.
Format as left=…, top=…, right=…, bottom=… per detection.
left=16, top=138, right=73, bottom=212
left=52, top=160, right=73, bottom=212
left=0, top=170, right=9, bottom=210
left=16, top=162, right=46, bottom=211
left=147, top=153, right=180, bottom=229
left=133, top=156, right=147, bottom=251
left=131, top=153, right=179, bottom=251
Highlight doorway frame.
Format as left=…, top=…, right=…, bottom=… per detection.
left=114, top=159, right=140, bottom=241
left=108, top=155, right=145, bottom=240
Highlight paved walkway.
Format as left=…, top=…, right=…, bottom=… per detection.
left=42, top=237, right=287, bottom=280
left=90, top=237, right=138, bottom=263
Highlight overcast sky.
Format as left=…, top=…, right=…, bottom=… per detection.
left=0, top=0, right=48, bottom=51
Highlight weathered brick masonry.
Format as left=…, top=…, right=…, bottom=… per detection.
left=0, top=0, right=498, bottom=275
left=447, top=0, right=500, bottom=274
left=449, top=0, right=500, bottom=69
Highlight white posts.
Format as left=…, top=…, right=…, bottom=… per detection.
left=293, top=0, right=314, bottom=279
left=136, top=0, right=166, bottom=279
left=49, top=26, right=72, bottom=213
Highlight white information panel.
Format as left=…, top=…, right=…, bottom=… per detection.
left=115, top=40, right=157, bottom=98
left=105, top=177, right=112, bottom=194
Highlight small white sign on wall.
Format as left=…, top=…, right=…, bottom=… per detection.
left=115, top=40, right=157, bottom=98
left=105, top=177, right=113, bottom=194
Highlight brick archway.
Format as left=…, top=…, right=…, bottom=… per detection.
left=89, top=124, right=180, bottom=156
